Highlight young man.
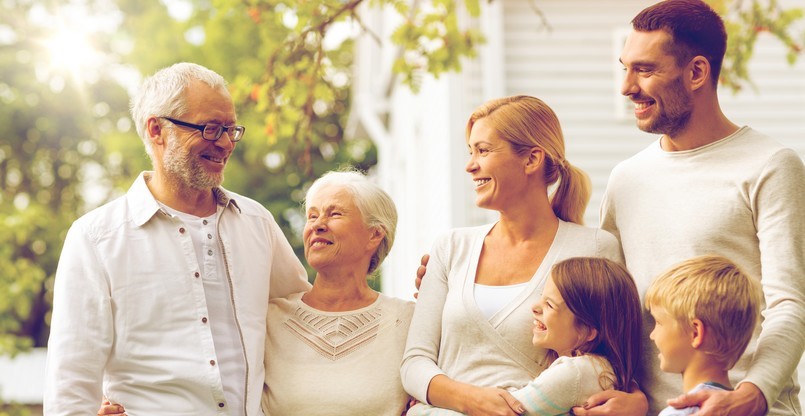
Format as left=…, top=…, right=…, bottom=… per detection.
left=588, top=1, right=805, bottom=415
left=44, top=63, right=310, bottom=415
left=645, top=255, right=762, bottom=416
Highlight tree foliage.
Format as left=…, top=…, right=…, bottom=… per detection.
left=708, top=0, right=805, bottom=92
left=0, top=0, right=133, bottom=357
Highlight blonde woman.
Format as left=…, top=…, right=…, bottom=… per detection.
left=401, top=96, right=631, bottom=415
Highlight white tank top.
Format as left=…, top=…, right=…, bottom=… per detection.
left=474, top=282, right=529, bottom=320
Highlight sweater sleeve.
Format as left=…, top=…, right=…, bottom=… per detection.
left=43, top=221, right=114, bottom=415
left=400, top=234, right=452, bottom=403
left=740, top=149, right=805, bottom=404
left=406, top=402, right=465, bottom=416
left=510, top=357, right=584, bottom=415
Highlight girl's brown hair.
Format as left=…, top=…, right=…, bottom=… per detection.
left=550, top=257, right=643, bottom=391
left=466, top=95, right=591, bottom=224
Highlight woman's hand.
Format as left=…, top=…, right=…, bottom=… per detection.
left=461, top=386, right=524, bottom=416
left=427, top=375, right=523, bottom=416
left=97, top=399, right=126, bottom=416
left=571, top=387, right=648, bottom=415
left=666, top=382, right=767, bottom=416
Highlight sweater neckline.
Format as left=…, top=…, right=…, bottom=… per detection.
left=292, top=291, right=385, bottom=316
left=653, top=126, right=749, bottom=156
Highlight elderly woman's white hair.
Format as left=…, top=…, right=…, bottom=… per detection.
left=129, top=62, right=230, bottom=158
left=305, top=169, right=398, bottom=274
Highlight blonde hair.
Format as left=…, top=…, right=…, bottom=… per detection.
left=645, top=255, right=761, bottom=370
left=466, top=95, right=591, bottom=224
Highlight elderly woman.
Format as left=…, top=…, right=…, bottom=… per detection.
left=100, top=170, right=413, bottom=416
left=262, top=170, right=413, bottom=415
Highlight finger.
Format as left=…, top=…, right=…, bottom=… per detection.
left=420, top=254, right=430, bottom=266
left=570, top=406, right=588, bottom=415
left=500, top=391, right=526, bottom=414
left=416, top=265, right=426, bottom=279
left=99, top=405, right=125, bottom=415
left=581, top=389, right=618, bottom=408
left=667, top=391, right=708, bottom=409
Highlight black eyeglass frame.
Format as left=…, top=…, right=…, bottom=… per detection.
left=160, top=116, right=245, bottom=142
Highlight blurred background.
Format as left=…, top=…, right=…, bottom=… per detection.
left=1, top=0, right=803, bottom=414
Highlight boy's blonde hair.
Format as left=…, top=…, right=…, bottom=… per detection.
left=645, top=255, right=761, bottom=370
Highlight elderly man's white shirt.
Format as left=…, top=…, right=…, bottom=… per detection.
left=44, top=172, right=310, bottom=416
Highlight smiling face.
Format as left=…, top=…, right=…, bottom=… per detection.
left=465, top=118, right=530, bottom=211
left=620, top=30, right=693, bottom=137
left=649, top=305, right=694, bottom=374
left=532, top=276, right=591, bottom=357
left=303, top=186, right=380, bottom=274
left=160, top=80, right=237, bottom=190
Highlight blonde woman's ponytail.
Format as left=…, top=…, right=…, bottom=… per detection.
left=550, top=160, right=591, bottom=225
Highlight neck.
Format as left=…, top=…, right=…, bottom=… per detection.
left=496, top=204, right=559, bottom=243
left=303, top=269, right=378, bottom=312
left=494, top=185, right=560, bottom=242
left=681, top=353, right=731, bottom=392
left=146, top=170, right=217, bottom=217
left=661, top=97, right=740, bottom=152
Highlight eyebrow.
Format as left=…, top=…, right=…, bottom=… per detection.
left=544, top=295, right=563, bottom=305
left=308, top=203, right=350, bottom=213
left=620, top=57, right=658, bottom=69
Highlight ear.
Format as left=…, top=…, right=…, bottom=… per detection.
left=146, top=116, right=166, bottom=146
left=524, top=147, right=545, bottom=174
left=690, top=318, right=705, bottom=349
left=366, top=227, right=385, bottom=251
left=688, top=56, right=710, bottom=92
left=583, top=326, right=599, bottom=344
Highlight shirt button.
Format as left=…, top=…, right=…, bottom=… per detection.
left=194, top=272, right=200, bottom=278
left=210, top=360, right=216, bottom=366
left=207, top=249, right=213, bottom=256
left=203, top=219, right=208, bottom=225
left=179, top=227, right=185, bottom=234
left=201, top=317, right=208, bottom=323
left=218, top=403, right=225, bottom=408
left=207, top=233, right=212, bottom=239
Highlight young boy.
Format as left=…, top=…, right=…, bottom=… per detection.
left=644, top=255, right=762, bottom=416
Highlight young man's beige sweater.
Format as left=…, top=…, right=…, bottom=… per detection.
left=601, top=126, right=805, bottom=415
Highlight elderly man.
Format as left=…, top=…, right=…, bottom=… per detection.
left=44, top=63, right=310, bottom=415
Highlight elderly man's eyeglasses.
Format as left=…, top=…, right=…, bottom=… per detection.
left=160, top=117, right=245, bottom=142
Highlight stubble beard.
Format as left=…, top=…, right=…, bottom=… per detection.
left=637, top=76, right=693, bottom=137
left=163, top=132, right=225, bottom=191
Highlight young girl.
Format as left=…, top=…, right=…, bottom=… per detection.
left=406, top=257, right=643, bottom=416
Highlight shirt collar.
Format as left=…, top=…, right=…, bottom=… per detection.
left=128, top=171, right=241, bottom=227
